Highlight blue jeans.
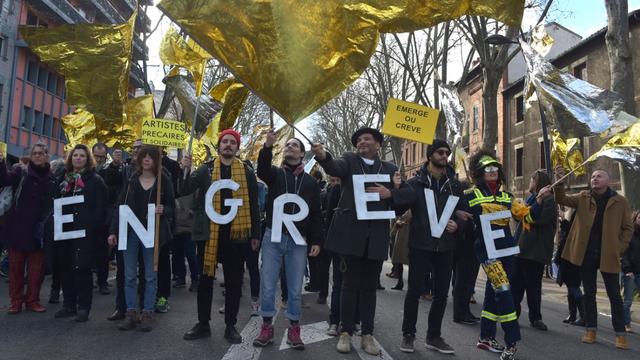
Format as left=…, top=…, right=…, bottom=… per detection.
left=260, top=228, right=307, bottom=321
left=123, top=231, right=157, bottom=312
left=622, top=273, right=640, bottom=326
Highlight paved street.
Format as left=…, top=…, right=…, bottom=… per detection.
left=1, top=261, right=639, bottom=360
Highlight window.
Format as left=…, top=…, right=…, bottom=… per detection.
left=472, top=105, right=479, bottom=131
left=412, top=143, right=417, bottom=163
left=59, top=125, right=67, bottom=142
left=47, top=72, right=57, bottom=93
left=26, top=11, right=47, bottom=27
left=27, top=61, right=37, bottom=83
left=37, top=66, right=47, bottom=88
left=573, top=62, right=587, bottom=80
left=56, top=77, right=65, bottom=98
left=515, top=146, right=523, bottom=177
left=33, top=110, right=43, bottom=133
left=0, top=35, right=7, bottom=60
left=21, top=106, right=33, bottom=129
left=43, top=114, right=53, bottom=137
left=515, top=95, right=524, bottom=123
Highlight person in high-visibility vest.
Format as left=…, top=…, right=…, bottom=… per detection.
left=459, top=151, right=552, bottom=360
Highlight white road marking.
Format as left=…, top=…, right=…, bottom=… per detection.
left=278, top=321, right=333, bottom=350
left=222, top=310, right=280, bottom=360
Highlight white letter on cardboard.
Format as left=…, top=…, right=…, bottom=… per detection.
left=352, top=174, right=395, bottom=220
left=479, top=210, right=520, bottom=259
left=271, top=194, right=309, bottom=245
left=205, top=179, right=243, bottom=224
left=424, top=189, right=459, bottom=238
left=54, top=195, right=86, bottom=241
left=118, top=204, right=155, bottom=250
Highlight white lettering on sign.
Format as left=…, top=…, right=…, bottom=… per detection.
left=352, top=174, right=395, bottom=220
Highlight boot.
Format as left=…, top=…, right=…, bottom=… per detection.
left=139, top=311, right=154, bottom=332
left=563, top=294, right=577, bottom=323
left=336, top=332, right=352, bottom=353
left=581, top=330, right=596, bottom=344
left=572, top=297, right=586, bottom=327
left=118, top=310, right=137, bottom=331
left=615, top=335, right=629, bottom=350
left=361, top=334, right=381, bottom=355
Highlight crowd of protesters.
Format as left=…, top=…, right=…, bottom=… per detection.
left=0, top=126, right=638, bottom=360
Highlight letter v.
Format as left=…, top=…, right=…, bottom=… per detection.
left=424, top=188, right=459, bottom=238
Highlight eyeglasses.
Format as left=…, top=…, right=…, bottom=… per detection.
left=435, top=149, right=451, bottom=156
left=484, top=166, right=499, bottom=173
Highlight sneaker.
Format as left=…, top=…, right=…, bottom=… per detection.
left=154, top=297, right=169, bottom=313
left=336, top=332, right=352, bottom=353
left=361, top=334, right=381, bottom=355
left=400, top=335, right=415, bottom=353
left=173, top=279, right=186, bottom=289
left=326, top=324, right=338, bottom=336
left=250, top=300, right=260, bottom=317
left=218, top=304, right=225, bottom=314
left=477, top=337, right=505, bottom=353
left=253, top=323, right=274, bottom=347
left=287, top=324, right=305, bottom=350
left=426, top=336, right=455, bottom=354
left=500, top=345, right=517, bottom=360
left=454, top=317, right=478, bottom=325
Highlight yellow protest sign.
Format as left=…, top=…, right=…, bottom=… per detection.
left=0, top=142, right=6, bottom=158
left=381, top=98, right=439, bottom=144
left=141, top=118, right=187, bottom=148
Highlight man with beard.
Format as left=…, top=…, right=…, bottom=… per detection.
left=181, top=129, right=261, bottom=344
left=252, top=131, right=322, bottom=350
left=393, top=139, right=464, bottom=354
left=312, top=127, right=400, bottom=355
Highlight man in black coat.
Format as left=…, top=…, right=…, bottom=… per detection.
left=393, top=139, right=465, bottom=354
left=312, top=127, right=400, bottom=355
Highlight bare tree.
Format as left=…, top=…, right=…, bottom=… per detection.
left=605, top=0, right=639, bottom=208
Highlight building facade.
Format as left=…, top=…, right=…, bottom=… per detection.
left=1, top=0, right=150, bottom=161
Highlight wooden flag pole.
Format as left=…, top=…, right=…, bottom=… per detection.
left=550, top=157, right=591, bottom=188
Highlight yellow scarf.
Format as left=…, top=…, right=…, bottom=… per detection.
left=203, top=157, right=252, bottom=277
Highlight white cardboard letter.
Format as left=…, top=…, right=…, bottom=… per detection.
left=479, top=210, right=520, bottom=259
left=205, top=179, right=243, bottom=224
left=54, top=195, right=86, bottom=241
left=424, top=189, right=459, bottom=238
left=118, top=204, right=155, bottom=250
left=353, top=174, right=396, bottom=220
left=271, top=194, right=309, bottom=245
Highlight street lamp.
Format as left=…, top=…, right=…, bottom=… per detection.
left=485, top=34, right=554, bottom=178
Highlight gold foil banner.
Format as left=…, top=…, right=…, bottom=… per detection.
left=350, top=0, right=525, bottom=33
left=62, top=109, right=98, bottom=152
left=243, top=124, right=294, bottom=164
left=210, top=78, right=250, bottom=131
left=521, top=40, right=637, bottom=139
left=160, top=27, right=212, bottom=96
left=550, top=130, right=586, bottom=177
left=158, top=0, right=524, bottom=124
left=164, top=73, right=222, bottom=137
left=125, top=95, right=155, bottom=140
left=587, top=121, right=640, bottom=170
left=20, top=13, right=135, bottom=124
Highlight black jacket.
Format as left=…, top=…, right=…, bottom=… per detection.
left=315, top=152, right=399, bottom=261
left=394, top=164, right=464, bottom=253
left=257, top=146, right=323, bottom=246
left=55, top=170, right=108, bottom=269
left=109, top=172, right=175, bottom=248
left=516, top=194, right=557, bottom=265
left=622, top=230, right=640, bottom=274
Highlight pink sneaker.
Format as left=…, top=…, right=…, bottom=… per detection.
left=253, top=323, right=274, bottom=347
left=287, top=324, right=305, bottom=350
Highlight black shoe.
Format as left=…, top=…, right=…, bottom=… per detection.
left=188, top=281, right=199, bottom=292
left=454, top=317, right=478, bottom=325
left=99, top=286, right=110, bottom=295
left=183, top=322, right=211, bottom=340
left=224, top=326, right=242, bottom=344
left=173, top=279, right=186, bottom=289
left=426, top=336, right=455, bottom=354
left=304, top=284, right=319, bottom=292
left=107, top=309, right=126, bottom=321
left=571, top=318, right=586, bottom=327
left=531, top=320, right=548, bottom=331
left=400, top=335, right=415, bottom=353
left=75, top=309, right=89, bottom=322
left=316, top=296, right=327, bottom=304
left=48, top=289, right=60, bottom=304
left=55, top=308, right=77, bottom=319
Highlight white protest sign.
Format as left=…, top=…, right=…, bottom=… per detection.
left=271, top=194, right=309, bottom=245
left=479, top=210, right=520, bottom=259
left=353, top=174, right=396, bottom=220
left=205, top=179, right=244, bottom=224
left=118, top=204, right=155, bottom=250
left=424, top=189, right=459, bottom=238
left=54, top=195, right=86, bottom=241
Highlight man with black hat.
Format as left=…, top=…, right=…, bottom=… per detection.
left=312, top=127, right=401, bottom=355
left=393, top=139, right=464, bottom=354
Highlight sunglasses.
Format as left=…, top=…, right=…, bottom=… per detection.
left=435, top=149, right=451, bottom=156
left=484, top=166, right=499, bottom=173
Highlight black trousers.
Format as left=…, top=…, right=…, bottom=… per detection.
left=157, top=242, right=171, bottom=299
left=62, top=267, right=93, bottom=311
left=512, top=257, right=544, bottom=323
left=244, top=243, right=260, bottom=299
left=340, top=255, right=382, bottom=336
left=453, top=247, right=479, bottom=321
left=580, top=256, right=625, bottom=333
left=316, top=251, right=332, bottom=298
left=197, top=240, right=246, bottom=326
left=402, top=249, right=453, bottom=339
